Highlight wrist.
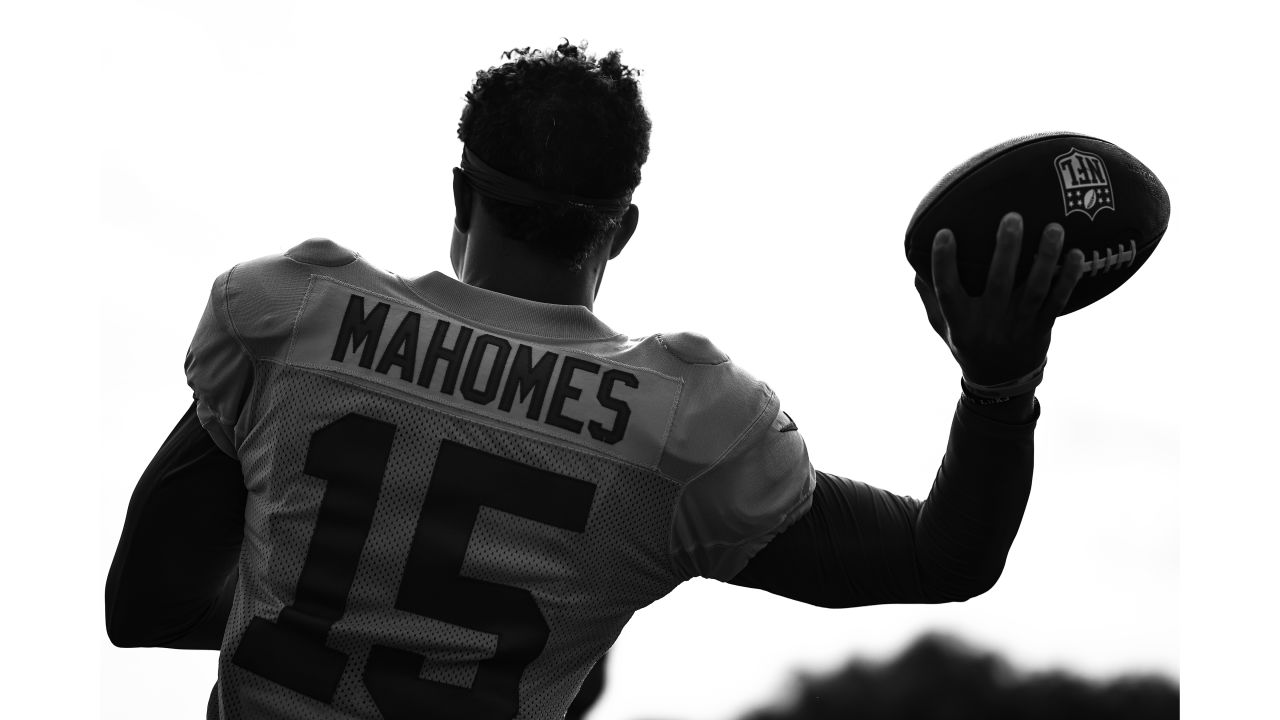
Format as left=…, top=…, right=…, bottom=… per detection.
left=961, top=389, right=1038, bottom=424
left=960, top=358, right=1047, bottom=402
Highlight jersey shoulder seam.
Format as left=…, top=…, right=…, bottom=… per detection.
left=655, top=332, right=730, bottom=366
left=202, top=263, right=261, bottom=430
left=664, top=379, right=775, bottom=578
left=219, top=262, right=258, bottom=362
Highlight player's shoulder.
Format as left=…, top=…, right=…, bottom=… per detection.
left=649, top=330, right=770, bottom=423
left=224, top=237, right=409, bottom=298
left=210, top=238, right=395, bottom=356
left=227, top=238, right=362, bottom=282
left=631, top=330, right=764, bottom=403
left=623, top=330, right=780, bottom=481
left=624, top=330, right=756, bottom=398
left=282, top=237, right=362, bottom=267
left=651, top=329, right=812, bottom=578
left=653, top=331, right=730, bottom=366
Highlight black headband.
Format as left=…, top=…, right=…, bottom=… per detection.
left=459, top=146, right=633, bottom=212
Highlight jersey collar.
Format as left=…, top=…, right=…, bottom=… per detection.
left=401, top=271, right=623, bottom=343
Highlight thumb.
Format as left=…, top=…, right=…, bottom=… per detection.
left=914, top=274, right=947, bottom=340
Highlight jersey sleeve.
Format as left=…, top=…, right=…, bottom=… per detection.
left=668, top=384, right=817, bottom=581
left=182, top=240, right=371, bottom=456
left=185, top=267, right=254, bottom=457
left=728, top=396, right=1039, bottom=607
left=105, top=401, right=244, bottom=649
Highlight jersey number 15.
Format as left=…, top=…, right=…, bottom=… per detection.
left=231, top=413, right=597, bottom=720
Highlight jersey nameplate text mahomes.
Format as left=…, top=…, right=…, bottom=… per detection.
left=288, top=276, right=681, bottom=469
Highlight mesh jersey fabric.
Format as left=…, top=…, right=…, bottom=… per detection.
left=185, top=238, right=816, bottom=720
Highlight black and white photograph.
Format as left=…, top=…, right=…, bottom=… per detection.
left=4, top=1, right=1271, bottom=718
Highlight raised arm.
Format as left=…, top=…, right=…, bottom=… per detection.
left=730, top=392, right=1036, bottom=606
left=732, top=213, right=1084, bottom=607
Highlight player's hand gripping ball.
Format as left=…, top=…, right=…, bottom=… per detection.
left=914, top=212, right=1085, bottom=387
left=905, top=132, right=1170, bottom=316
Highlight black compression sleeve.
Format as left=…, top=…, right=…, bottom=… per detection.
left=105, top=401, right=246, bottom=649
left=729, top=397, right=1038, bottom=607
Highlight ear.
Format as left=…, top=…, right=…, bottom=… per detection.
left=451, top=168, right=473, bottom=277
left=452, top=167, right=472, bottom=233
left=608, top=204, right=639, bottom=260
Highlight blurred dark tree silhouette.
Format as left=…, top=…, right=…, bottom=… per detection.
left=729, top=632, right=1177, bottom=720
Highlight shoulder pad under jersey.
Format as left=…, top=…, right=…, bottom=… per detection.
left=657, top=332, right=730, bottom=365
left=284, top=238, right=360, bottom=267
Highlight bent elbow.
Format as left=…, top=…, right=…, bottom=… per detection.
left=106, top=601, right=133, bottom=647
left=106, top=596, right=141, bottom=647
left=106, top=622, right=144, bottom=648
left=953, top=573, right=1001, bottom=602
left=106, top=603, right=159, bottom=648
left=922, top=564, right=1006, bottom=604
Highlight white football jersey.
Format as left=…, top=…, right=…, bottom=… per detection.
left=186, top=239, right=815, bottom=719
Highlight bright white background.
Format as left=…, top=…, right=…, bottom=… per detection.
left=0, top=0, right=1272, bottom=717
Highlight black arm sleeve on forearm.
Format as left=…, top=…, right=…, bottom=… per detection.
left=105, top=401, right=246, bottom=649
left=729, top=397, right=1038, bottom=607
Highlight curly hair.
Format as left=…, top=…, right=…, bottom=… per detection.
left=458, top=41, right=651, bottom=270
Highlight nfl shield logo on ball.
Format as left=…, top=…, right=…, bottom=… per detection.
left=1054, top=148, right=1115, bottom=220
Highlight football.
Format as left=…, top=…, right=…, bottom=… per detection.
left=905, top=132, right=1170, bottom=315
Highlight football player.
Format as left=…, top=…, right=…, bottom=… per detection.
left=106, top=41, right=1086, bottom=720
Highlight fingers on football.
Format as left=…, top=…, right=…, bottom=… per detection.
left=1019, top=223, right=1065, bottom=315
left=983, top=212, right=1023, bottom=310
left=1041, top=248, right=1087, bottom=321
left=931, top=228, right=963, bottom=321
